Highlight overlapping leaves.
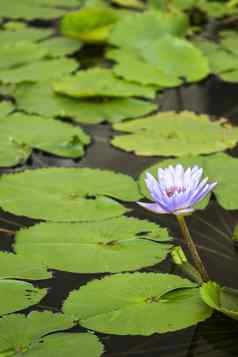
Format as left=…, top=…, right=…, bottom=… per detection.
left=112, top=111, right=238, bottom=156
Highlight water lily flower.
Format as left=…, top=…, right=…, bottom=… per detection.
left=138, top=164, right=217, bottom=216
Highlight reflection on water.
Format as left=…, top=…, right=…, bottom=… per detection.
left=1, top=75, right=238, bottom=356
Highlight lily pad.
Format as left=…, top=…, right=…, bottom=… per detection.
left=0, top=311, right=103, bottom=357
left=0, top=113, right=90, bottom=167
left=0, top=167, right=141, bottom=221
left=0, top=58, right=78, bottom=84
left=138, top=153, right=238, bottom=210
left=39, top=36, right=82, bottom=58
left=15, top=217, right=172, bottom=273
left=197, top=0, right=235, bottom=18
left=63, top=272, right=212, bottom=335
left=53, top=68, right=156, bottom=99
left=0, top=101, right=14, bottom=117
left=0, top=41, right=47, bottom=70
left=200, top=281, right=238, bottom=321
left=0, top=0, right=66, bottom=20
left=0, top=280, right=47, bottom=316
left=112, top=111, right=238, bottom=156
left=0, top=27, right=52, bottom=45
left=109, top=10, right=189, bottom=50
left=60, top=4, right=118, bottom=43
left=107, top=48, right=181, bottom=87
left=14, top=82, right=157, bottom=123
left=0, top=252, right=52, bottom=280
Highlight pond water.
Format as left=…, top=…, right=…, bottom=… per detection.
left=1, top=73, right=238, bottom=356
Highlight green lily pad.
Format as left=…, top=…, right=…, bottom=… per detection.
left=0, top=280, right=47, bottom=316
left=32, top=0, right=80, bottom=7
left=112, top=111, right=238, bottom=157
left=0, top=0, right=66, bottom=20
left=53, top=68, right=156, bottom=99
left=0, top=311, right=77, bottom=356
left=0, top=252, right=52, bottom=280
left=0, top=27, right=52, bottom=45
left=138, top=153, right=238, bottom=210
left=0, top=312, right=103, bottom=357
left=0, top=58, right=78, bottom=84
left=0, top=113, right=90, bottom=167
left=198, top=0, right=236, bottom=18
left=0, top=41, right=47, bottom=70
left=0, top=101, right=14, bottom=117
left=148, top=0, right=195, bottom=10
left=60, top=4, right=118, bottom=43
left=0, top=167, right=140, bottom=221
left=141, top=35, right=209, bottom=83
left=107, top=48, right=181, bottom=87
left=220, top=31, right=238, bottom=57
left=15, top=217, right=172, bottom=273
left=200, top=281, right=238, bottom=321
left=14, top=82, right=157, bottom=123
left=40, top=36, right=82, bottom=58
left=63, top=272, right=212, bottom=335
left=109, top=10, right=189, bottom=50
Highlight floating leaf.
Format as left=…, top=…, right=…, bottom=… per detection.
left=0, top=27, right=52, bottom=45
left=0, top=41, right=47, bottom=70
left=200, top=282, right=238, bottom=321
left=0, top=167, right=140, bottom=221
left=40, top=36, right=82, bottom=58
left=0, top=101, right=14, bottom=117
left=107, top=48, right=181, bottom=87
left=220, top=31, right=238, bottom=57
left=112, top=0, right=145, bottom=9
left=138, top=153, right=238, bottom=210
left=0, top=311, right=76, bottom=355
left=15, top=217, right=172, bottom=273
left=61, top=4, right=118, bottom=43
left=63, top=272, right=212, bottom=335
left=32, top=0, right=80, bottom=7
left=0, top=280, right=47, bottom=316
left=14, top=82, right=157, bottom=123
left=198, top=0, right=235, bottom=18
left=148, top=0, right=195, bottom=11
left=0, top=0, right=66, bottom=20
left=109, top=10, right=189, bottom=50
left=0, top=252, right=52, bottom=280
left=112, top=111, right=238, bottom=157
left=53, top=68, right=156, bottom=99
left=0, top=113, right=90, bottom=167
left=141, top=35, right=209, bottom=83
left=0, top=58, right=78, bottom=84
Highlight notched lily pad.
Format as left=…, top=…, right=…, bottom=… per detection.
left=0, top=112, right=90, bottom=167
left=112, top=111, right=238, bottom=156
left=200, top=281, right=238, bottom=320
left=63, top=272, right=212, bottom=335
left=0, top=280, right=47, bottom=316
left=15, top=217, right=172, bottom=273
left=0, top=167, right=141, bottom=221
left=14, top=82, right=157, bottom=124
left=53, top=68, right=156, bottom=99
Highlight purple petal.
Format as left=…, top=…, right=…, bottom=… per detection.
left=137, top=201, right=168, bottom=214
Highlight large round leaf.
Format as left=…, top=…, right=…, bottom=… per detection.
left=53, top=68, right=156, bottom=99
left=15, top=217, right=172, bottom=273
left=63, top=273, right=212, bottom=335
left=14, top=82, right=157, bottom=124
left=0, top=252, right=52, bottom=280
left=0, top=113, right=90, bottom=167
left=112, top=111, right=238, bottom=157
left=0, top=168, right=140, bottom=221
left=0, top=280, right=47, bottom=316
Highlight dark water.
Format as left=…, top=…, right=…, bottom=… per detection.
left=1, top=73, right=238, bottom=355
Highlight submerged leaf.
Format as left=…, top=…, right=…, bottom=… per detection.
left=112, top=111, right=238, bottom=156
left=0, top=113, right=90, bottom=167
left=53, top=68, right=156, bottom=99
left=0, top=280, right=47, bottom=316
left=15, top=217, right=172, bottom=273
left=0, top=167, right=141, bottom=221
left=63, top=272, right=212, bottom=335
left=14, top=82, right=157, bottom=123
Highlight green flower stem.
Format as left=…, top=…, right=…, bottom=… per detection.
left=176, top=215, right=209, bottom=282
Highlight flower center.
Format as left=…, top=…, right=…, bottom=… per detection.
left=166, top=186, right=186, bottom=197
